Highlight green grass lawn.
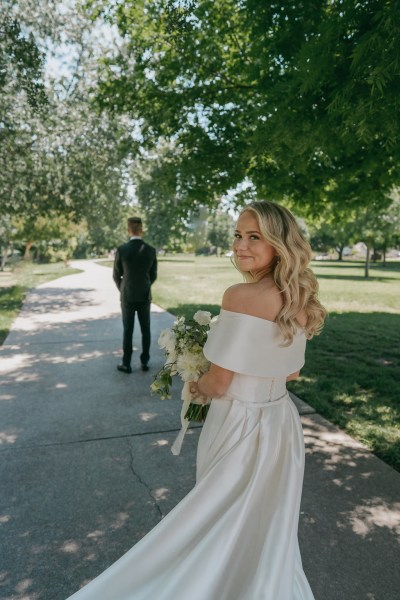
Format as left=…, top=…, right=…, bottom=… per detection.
left=0, top=260, right=81, bottom=344
left=153, top=255, right=243, bottom=317
left=152, top=256, right=400, bottom=471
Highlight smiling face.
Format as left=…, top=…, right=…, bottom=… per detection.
left=233, top=211, right=277, bottom=275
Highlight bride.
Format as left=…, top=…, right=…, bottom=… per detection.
left=67, top=201, right=326, bottom=600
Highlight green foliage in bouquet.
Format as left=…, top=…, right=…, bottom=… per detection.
left=151, top=311, right=214, bottom=421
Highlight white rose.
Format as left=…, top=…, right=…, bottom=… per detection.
left=176, top=351, right=210, bottom=382
left=158, top=328, right=176, bottom=351
left=193, top=310, right=212, bottom=326
left=174, top=317, right=186, bottom=333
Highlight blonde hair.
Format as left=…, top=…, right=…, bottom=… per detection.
left=235, top=201, right=327, bottom=345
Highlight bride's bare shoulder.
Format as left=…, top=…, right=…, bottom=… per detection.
left=222, top=282, right=308, bottom=326
left=222, top=281, right=282, bottom=321
left=221, top=284, right=248, bottom=311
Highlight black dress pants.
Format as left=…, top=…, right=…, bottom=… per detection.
left=121, top=301, right=151, bottom=367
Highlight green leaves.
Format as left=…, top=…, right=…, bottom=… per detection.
left=92, top=0, right=400, bottom=216
left=1, top=0, right=132, bottom=257
left=0, top=12, right=47, bottom=108
left=150, top=365, right=173, bottom=400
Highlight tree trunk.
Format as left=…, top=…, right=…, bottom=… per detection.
left=24, top=241, right=33, bottom=260
left=1, top=244, right=9, bottom=271
left=364, top=244, right=370, bottom=278
left=383, top=244, right=387, bottom=266
left=337, top=246, right=344, bottom=261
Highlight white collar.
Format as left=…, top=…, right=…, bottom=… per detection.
left=130, top=236, right=142, bottom=240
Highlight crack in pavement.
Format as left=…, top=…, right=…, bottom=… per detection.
left=126, top=438, right=164, bottom=520
left=0, top=425, right=202, bottom=453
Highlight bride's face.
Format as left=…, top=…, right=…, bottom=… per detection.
left=233, top=212, right=276, bottom=274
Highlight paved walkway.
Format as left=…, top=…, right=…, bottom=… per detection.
left=0, top=260, right=399, bottom=600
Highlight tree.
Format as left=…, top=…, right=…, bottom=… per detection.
left=12, top=211, right=87, bottom=262
left=188, top=206, right=209, bottom=253
left=134, top=145, right=192, bottom=250
left=342, top=198, right=400, bottom=277
left=307, top=194, right=400, bottom=274
left=304, top=195, right=400, bottom=279
left=0, top=215, right=18, bottom=270
left=309, top=213, right=356, bottom=260
left=90, top=0, right=400, bottom=215
left=0, top=2, right=47, bottom=107
left=1, top=2, right=48, bottom=219
left=0, top=1, right=133, bottom=259
left=373, top=192, right=400, bottom=263
left=207, top=210, right=235, bottom=253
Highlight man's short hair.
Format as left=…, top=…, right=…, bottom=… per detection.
left=128, top=217, right=143, bottom=234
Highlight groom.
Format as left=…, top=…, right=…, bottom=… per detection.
left=113, top=217, right=157, bottom=373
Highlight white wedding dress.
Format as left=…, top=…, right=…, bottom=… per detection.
left=67, top=309, right=315, bottom=600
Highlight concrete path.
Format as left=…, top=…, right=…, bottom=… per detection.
left=0, top=260, right=399, bottom=600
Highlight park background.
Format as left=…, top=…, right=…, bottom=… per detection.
left=1, top=0, right=399, bottom=477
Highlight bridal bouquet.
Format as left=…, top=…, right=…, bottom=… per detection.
left=151, top=310, right=213, bottom=454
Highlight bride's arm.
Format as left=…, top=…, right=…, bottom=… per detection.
left=286, top=370, right=300, bottom=381
left=190, top=287, right=241, bottom=400
left=191, top=364, right=234, bottom=399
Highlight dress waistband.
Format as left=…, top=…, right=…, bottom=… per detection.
left=232, top=391, right=289, bottom=409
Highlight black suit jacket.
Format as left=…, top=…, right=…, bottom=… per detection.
left=113, top=239, right=157, bottom=303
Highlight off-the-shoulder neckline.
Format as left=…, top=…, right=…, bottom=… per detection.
left=220, top=308, right=278, bottom=325
left=219, top=309, right=307, bottom=333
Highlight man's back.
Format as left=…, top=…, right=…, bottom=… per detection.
left=113, top=239, right=157, bottom=303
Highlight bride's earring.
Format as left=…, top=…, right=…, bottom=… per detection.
left=276, top=256, right=281, bottom=263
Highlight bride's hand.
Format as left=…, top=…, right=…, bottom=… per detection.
left=189, top=381, right=209, bottom=405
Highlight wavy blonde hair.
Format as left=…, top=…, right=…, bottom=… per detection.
left=235, top=201, right=327, bottom=345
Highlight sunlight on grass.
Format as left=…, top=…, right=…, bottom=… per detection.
left=312, top=261, right=400, bottom=313
left=335, top=393, right=356, bottom=405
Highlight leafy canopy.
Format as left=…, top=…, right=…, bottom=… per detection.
left=89, top=0, right=400, bottom=213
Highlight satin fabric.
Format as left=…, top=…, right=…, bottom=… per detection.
left=67, top=311, right=315, bottom=600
